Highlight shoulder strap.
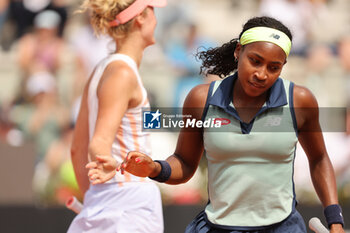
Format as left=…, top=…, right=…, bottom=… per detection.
left=201, top=80, right=220, bottom=121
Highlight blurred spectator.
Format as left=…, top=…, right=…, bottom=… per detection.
left=303, top=43, right=346, bottom=107
left=0, top=0, right=67, bottom=50
left=9, top=72, right=69, bottom=163
left=15, top=9, right=64, bottom=104
left=10, top=0, right=67, bottom=38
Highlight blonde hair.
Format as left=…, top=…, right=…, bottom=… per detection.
left=78, top=0, right=135, bottom=39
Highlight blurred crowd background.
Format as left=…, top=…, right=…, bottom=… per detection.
left=0, top=0, right=350, bottom=210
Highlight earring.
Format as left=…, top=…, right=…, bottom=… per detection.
left=234, top=56, right=238, bottom=63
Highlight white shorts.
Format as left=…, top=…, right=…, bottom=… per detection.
left=67, top=181, right=163, bottom=233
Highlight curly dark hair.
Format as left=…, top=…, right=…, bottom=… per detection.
left=196, top=16, right=293, bottom=78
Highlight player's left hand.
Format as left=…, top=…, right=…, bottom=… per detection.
left=86, top=155, right=118, bottom=185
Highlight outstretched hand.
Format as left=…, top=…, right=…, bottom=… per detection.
left=86, top=155, right=118, bottom=185
left=119, top=151, right=157, bottom=177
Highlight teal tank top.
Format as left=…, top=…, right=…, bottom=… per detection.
left=202, top=73, right=298, bottom=230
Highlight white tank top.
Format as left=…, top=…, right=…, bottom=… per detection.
left=88, top=53, right=151, bottom=183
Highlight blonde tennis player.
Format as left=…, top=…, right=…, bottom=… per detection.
left=68, top=0, right=167, bottom=232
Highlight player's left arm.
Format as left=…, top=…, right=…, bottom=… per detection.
left=294, top=85, right=344, bottom=233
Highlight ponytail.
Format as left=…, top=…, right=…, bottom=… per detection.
left=196, top=39, right=239, bottom=78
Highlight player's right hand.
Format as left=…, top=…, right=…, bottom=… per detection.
left=119, top=151, right=157, bottom=178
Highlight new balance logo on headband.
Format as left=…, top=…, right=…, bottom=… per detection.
left=270, top=33, right=280, bottom=40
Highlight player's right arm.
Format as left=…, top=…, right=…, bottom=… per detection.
left=70, top=74, right=93, bottom=196
left=122, top=84, right=210, bottom=184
